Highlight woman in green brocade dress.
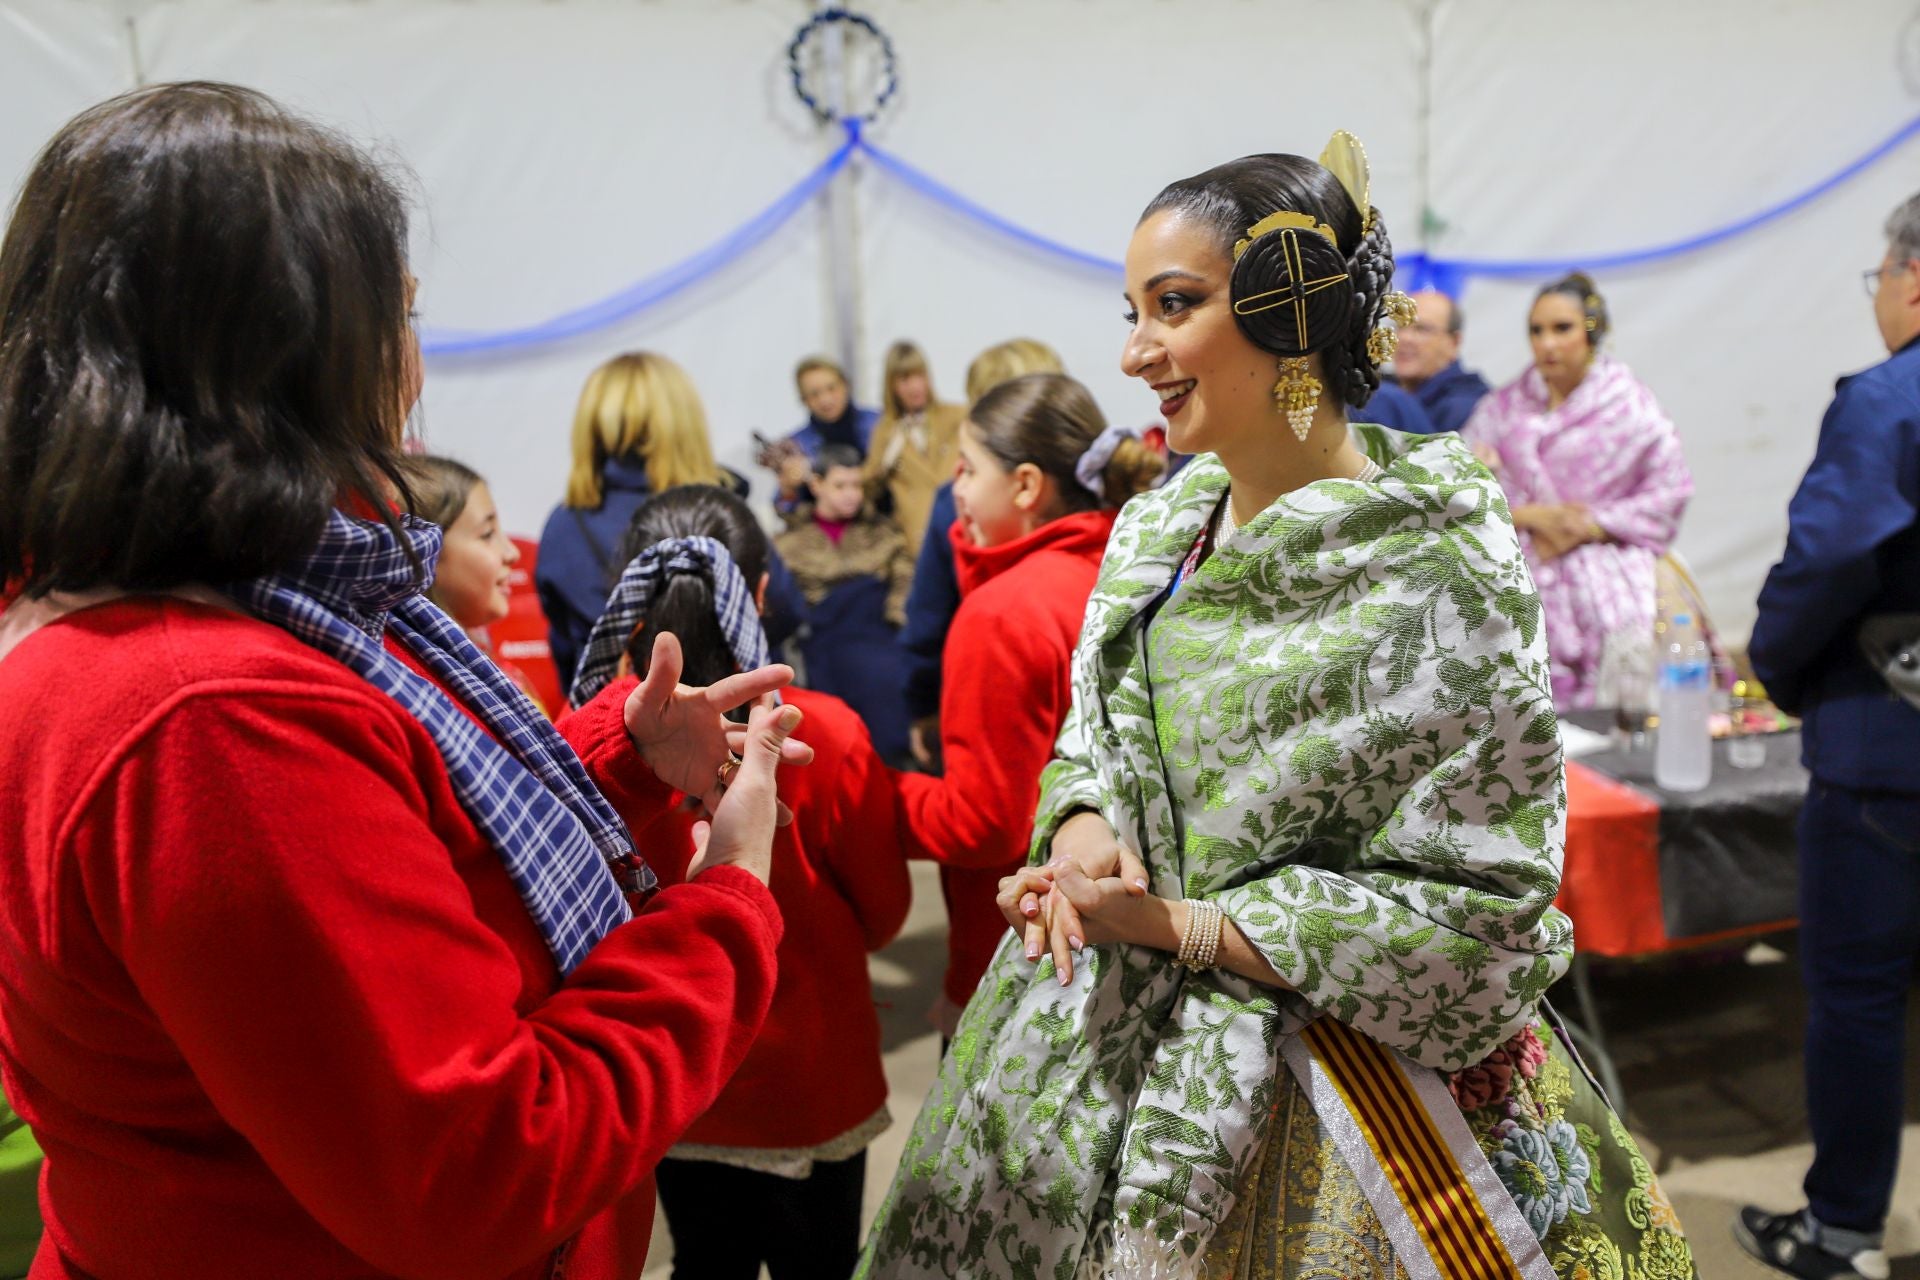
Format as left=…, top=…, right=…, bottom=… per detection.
left=857, top=141, right=1698, bottom=1280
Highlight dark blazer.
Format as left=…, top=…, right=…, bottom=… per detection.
left=1750, top=336, right=1920, bottom=792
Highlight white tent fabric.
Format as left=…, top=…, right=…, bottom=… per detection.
left=5, top=0, right=1918, bottom=640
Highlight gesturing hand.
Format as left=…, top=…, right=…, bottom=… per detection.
left=777, top=453, right=813, bottom=497
left=686, top=697, right=805, bottom=886
left=622, top=631, right=814, bottom=819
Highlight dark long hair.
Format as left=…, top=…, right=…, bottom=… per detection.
left=1140, top=153, right=1395, bottom=409
left=0, top=82, right=418, bottom=596
left=967, top=373, right=1162, bottom=513
left=613, top=485, right=770, bottom=690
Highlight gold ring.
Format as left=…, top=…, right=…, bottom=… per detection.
left=716, top=754, right=743, bottom=789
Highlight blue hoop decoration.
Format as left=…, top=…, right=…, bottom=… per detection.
left=788, top=8, right=898, bottom=125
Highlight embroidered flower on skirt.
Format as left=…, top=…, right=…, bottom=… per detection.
left=1445, top=1021, right=1549, bottom=1111
left=1491, top=1117, right=1594, bottom=1240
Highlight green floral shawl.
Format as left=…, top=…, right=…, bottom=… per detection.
left=861, top=426, right=1574, bottom=1278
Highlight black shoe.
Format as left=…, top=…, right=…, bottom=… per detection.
left=1733, top=1207, right=1890, bottom=1280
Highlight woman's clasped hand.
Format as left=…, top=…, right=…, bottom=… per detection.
left=997, top=810, right=1150, bottom=984
left=1513, top=500, right=1602, bottom=562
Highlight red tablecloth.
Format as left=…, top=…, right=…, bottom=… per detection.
left=1555, top=760, right=1796, bottom=957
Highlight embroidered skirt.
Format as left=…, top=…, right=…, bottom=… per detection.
left=1115, top=1018, right=1698, bottom=1280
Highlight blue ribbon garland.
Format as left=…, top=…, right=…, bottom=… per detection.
left=855, top=129, right=1123, bottom=276
left=423, top=110, right=1920, bottom=358
left=421, top=127, right=859, bottom=357
left=1400, top=108, right=1920, bottom=294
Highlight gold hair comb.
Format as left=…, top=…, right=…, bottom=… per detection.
left=1319, top=130, right=1374, bottom=232
left=1233, top=210, right=1339, bottom=260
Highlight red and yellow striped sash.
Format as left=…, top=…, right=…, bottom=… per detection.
left=1300, top=1017, right=1527, bottom=1280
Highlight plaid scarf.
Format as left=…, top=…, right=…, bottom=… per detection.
left=225, top=510, right=648, bottom=974
left=570, top=536, right=768, bottom=706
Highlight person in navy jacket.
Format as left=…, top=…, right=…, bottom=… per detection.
left=1356, top=377, right=1437, bottom=434
left=1737, top=193, right=1920, bottom=1280
left=769, top=356, right=880, bottom=519
left=899, top=482, right=959, bottom=761
left=1394, top=289, right=1492, bottom=434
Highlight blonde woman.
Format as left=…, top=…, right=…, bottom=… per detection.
left=536, top=352, right=740, bottom=687
left=864, top=341, right=965, bottom=557
left=963, top=337, right=1064, bottom=403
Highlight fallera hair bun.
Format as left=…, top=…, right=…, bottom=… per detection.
left=1228, top=224, right=1356, bottom=358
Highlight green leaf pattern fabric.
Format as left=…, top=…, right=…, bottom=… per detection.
left=860, top=428, right=1575, bottom=1278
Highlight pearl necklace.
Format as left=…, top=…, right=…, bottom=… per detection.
left=1217, top=457, right=1383, bottom=544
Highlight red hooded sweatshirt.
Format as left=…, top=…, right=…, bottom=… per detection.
left=894, top=508, right=1117, bottom=1008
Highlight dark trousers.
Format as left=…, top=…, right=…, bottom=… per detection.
left=655, top=1151, right=866, bottom=1280
left=1797, top=780, right=1920, bottom=1232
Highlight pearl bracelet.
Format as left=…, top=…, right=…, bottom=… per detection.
left=1177, top=899, right=1224, bottom=970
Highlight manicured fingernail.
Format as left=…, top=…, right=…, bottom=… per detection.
left=1058, top=969, right=1072, bottom=986
left=1025, top=942, right=1040, bottom=960
left=1069, top=935, right=1084, bottom=952
left=1022, top=902, right=1038, bottom=917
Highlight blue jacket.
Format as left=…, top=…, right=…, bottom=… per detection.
left=1360, top=381, right=1438, bottom=435
left=774, top=406, right=882, bottom=519
left=534, top=457, right=803, bottom=689
left=899, top=482, right=960, bottom=722
left=1750, top=336, right=1920, bottom=793
left=787, top=406, right=879, bottom=461
left=1409, top=361, right=1492, bottom=435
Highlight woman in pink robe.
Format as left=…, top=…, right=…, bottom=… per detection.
left=1463, top=273, right=1693, bottom=708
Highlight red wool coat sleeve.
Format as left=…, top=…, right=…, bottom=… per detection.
left=894, top=597, right=1068, bottom=870
left=78, top=682, right=781, bottom=1280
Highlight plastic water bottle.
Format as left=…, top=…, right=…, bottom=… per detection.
left=1655, top=612, right=1713, bottom=791
left=1726, top=679, right=1769, bottom=769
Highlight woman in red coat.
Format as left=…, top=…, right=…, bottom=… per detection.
left=894, top=373, right=1164, bottom=1038
left=0, top=83, right=806, bottom=1280
left=567, top=485, right=911, bottom=1280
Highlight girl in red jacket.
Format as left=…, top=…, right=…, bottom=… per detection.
left=0, top=84, right=805, bottom=1280
left=569, top=484, right=911, bottom=1280
left=895, top=373, right=1163, bottom=1039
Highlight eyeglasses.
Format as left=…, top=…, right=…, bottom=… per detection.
left=1864, top=260, right=1916, bottom=297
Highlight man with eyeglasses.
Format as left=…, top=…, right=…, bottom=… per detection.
left=1392, top=288, right=1492, bottom=434
left=1738, top=193, right=1920, bottom=1280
